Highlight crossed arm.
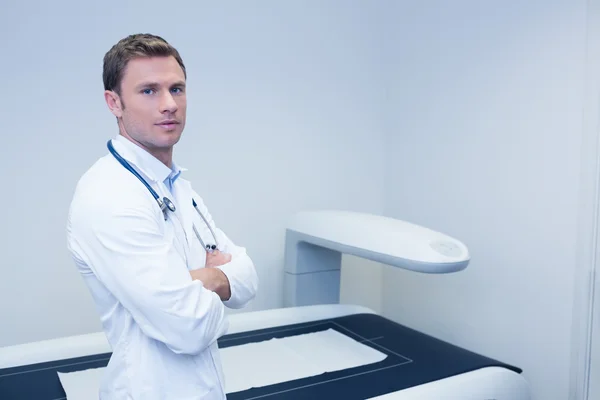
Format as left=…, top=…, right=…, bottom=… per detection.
left=190, top=251, right=233, bottom=301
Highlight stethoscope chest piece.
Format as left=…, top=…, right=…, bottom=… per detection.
left=157, top=197, right=176, bottom=220
left=164, top=197, right=176, bottom=212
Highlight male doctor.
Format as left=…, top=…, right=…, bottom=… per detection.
left=67, top=33, right=258, bottom=399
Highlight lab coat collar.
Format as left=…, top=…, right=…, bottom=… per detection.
left=112, top=135, right=188, bottom=184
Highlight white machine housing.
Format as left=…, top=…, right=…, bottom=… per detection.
left=284, top=210, right=470, bottom=306
left=281, top=209, right=530, bottom=399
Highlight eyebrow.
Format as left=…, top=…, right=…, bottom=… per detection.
left=135, top=80, right=186, bottom=90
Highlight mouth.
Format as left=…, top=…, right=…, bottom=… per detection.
left=156, top=120, right=179, bottom=130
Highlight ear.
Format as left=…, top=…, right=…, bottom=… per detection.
left=104, top=90, right=124, bottom=118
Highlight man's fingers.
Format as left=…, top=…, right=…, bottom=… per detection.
left=205, top=250, right=232, bottom=267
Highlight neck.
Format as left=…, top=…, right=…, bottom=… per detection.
left=151, top=148, right=173, bottom=168
left=118, top=130, right=173, bottom=168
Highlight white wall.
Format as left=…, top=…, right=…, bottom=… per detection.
left=0, top=1, right=386, bottom=347
left=380, top=1, right=588, bottom=400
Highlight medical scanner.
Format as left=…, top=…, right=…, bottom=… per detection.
left=0, top=210, right=530, bottom=399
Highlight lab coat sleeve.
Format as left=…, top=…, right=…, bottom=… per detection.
left=192, top=193, right=259, bottom=309
left=68, top=196, right=228, bottom=356
left=216, top=230, right=259, bottom=309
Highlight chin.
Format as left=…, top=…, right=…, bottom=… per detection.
left=162, top=136, right=182, bottom=148
left=156, top=129, right=183, bottom=144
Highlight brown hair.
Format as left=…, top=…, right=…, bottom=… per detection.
left=103, top=33, right=186, bottom=95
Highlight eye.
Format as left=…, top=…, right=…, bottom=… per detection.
left=171, top=87, right=184, bottom=94
left=142, top=88, right=155, bottom=95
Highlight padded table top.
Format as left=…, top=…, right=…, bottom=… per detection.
left=0, top=313, right=520, bottom=399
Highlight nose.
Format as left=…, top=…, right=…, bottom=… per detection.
left=160, top=92, right=178, bottom=114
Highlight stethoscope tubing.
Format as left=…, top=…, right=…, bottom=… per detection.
left=107, top=139, right=218, bottom=252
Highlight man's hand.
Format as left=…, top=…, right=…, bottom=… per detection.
left=205, top=250, right=231, bottom=268
left=190, top=265, right=231, bottom=301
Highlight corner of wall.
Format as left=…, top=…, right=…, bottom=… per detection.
left=569, top=0, right=600, bottom=397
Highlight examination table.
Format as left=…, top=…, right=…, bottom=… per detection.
left=0, top=210, right=531, bottom=399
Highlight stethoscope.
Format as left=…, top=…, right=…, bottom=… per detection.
left=107, top=140, right=219, bottom=252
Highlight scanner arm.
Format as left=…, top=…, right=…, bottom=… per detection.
left=283, top=210, right=470, bottom=307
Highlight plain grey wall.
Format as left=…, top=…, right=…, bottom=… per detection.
left=0, top=1, right=386, bottom=346
left=380, top=1, right=592, bottom=400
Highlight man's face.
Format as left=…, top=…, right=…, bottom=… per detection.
left=106, top=56, right=187, bottom=159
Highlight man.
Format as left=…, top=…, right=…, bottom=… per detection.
left=67, top=33, right=259, bottom=399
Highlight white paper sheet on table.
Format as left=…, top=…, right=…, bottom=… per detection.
left=220, top=328, right=387, bottom=393
left=57, top=367, right=105, bottom=399
left=57, top=328, right=387, bottom=398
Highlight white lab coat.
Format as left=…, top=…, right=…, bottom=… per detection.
left=66, top=135, right=259, bottom=399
